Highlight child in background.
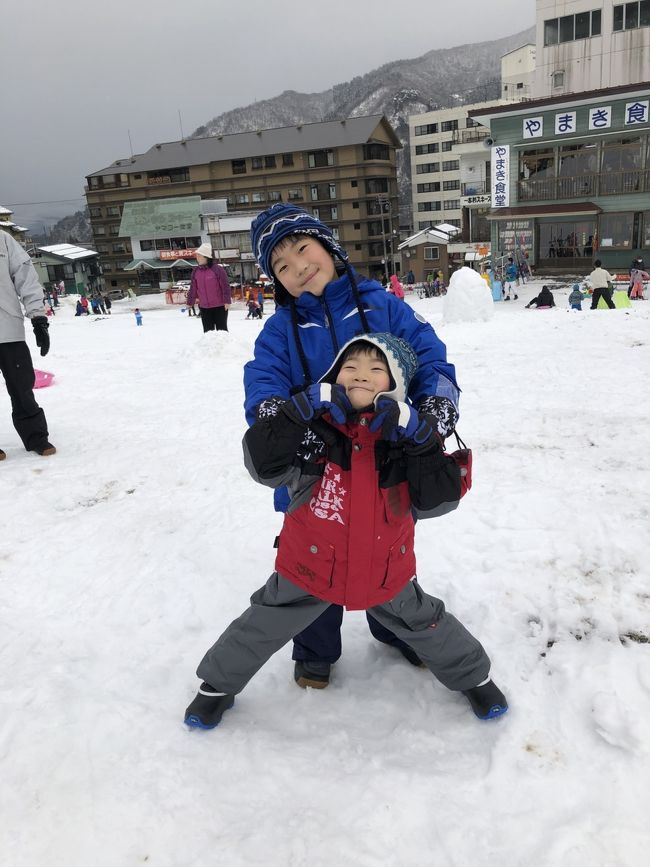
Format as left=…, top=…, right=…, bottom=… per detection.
left=504, top=258, right=519, bottom=301
left=568, top=283, right=585, bottom=310
left=185, top=333, right=507, bottom=729
left=629, top=267, right=649, bottom=300
left=134, top=308, right=143, bottom=326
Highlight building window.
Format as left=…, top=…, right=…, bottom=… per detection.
left=94, top=226, right=106, bottom=236
left=443, top=199, right=460, bottom=210
left=112, top=243, right=126, bottom=253
left=414, top=123, right=438, bottom=135
left=417, top=182, right=441, bottom=193
left=329, top=183, right=336, bottom=199
left=307, top=149, right=334, bottom=168
left=354, top=222, right=360, bottom=229
left=265, top=155, right=276, bottom=169
left=232, top=159, right=246, bottom=174
left=415, top=143, right=439, bottom=155
left=442, top=160, right=459, bottom=171
left=416, top=163, right=440, bottom=174
left=363, top=143, right=389, bottom=160
left=365, top=178, right=388, bottom=194
left=442, top=180, right=460, bottom=191
left=252, top=192, right=266, bottom=203
left=417, top=201, right=442, bottom=212
left=598, top=212, right=635, bottom=248
left=423, top=246, right=440, bottom=260
left=89, top=207, right=102, bottom=218
left=466, top=118, right=479, bottom=128
left=109, top=225, right=120, bottom=236
left=288, top=188, right=303, bottom=201
left=106, top=206, right=121, bottom=216
left=552, top=70, right=565, bottom=88
left=251, top=157, right=263, bottom=170
left=441, top=141, right=454, bottom=152
left=351, top=180, right=358, bottom=187
left=140, top=240, right=154, bottom=251
left=236, top=193, right=249, bottom=204
left=545, top=9, right=602, bottom=43
left=368, top=242, right=384, bottom=257
left=89, top=177, right=100, bottom=189
left=282, top=153, right=294, bottom=166
left=353, top=201, right=359, bottom=209
left=312, top=207, right=320, bottom=219
left=332, top=228, right=340, bottom=240
left=96, top=245, right=107, bottom=253
left=613, top=2, right=650, bottom=29
left=441, top=120, right=459, bottom=132
left=641, top=211, right=650, bottom=247
left=155, top=239, right=170, bottom=250
left=268, top=191, right=282, bottom=202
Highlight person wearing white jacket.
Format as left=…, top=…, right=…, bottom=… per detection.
left=587, top=259, right=616, bottom=310
left=0, top=232, right=55, bottom=460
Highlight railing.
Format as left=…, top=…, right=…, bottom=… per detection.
left=518, top=169, right=646, bottom=201
left=461, top=181, right=489, bottom=196
left=460, top=128, right=490, bottom=144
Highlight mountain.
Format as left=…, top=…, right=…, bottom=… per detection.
left=31, top=208, right=92, bottom=245
left=192, top=26, right=535, bottom=223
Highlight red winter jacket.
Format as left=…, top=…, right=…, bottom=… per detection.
left=243, top=405, right=463, bottom=610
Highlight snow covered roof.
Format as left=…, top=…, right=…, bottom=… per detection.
left=38, top=244, right=98, bottom=260
left=0, top=206, right=12, bottom=216
left=124, top=258, right=199, bottom=270
left=398, top=224, right=459, bottom=250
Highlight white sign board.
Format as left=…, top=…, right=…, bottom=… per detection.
left=491, top=145, right=510, bottom=208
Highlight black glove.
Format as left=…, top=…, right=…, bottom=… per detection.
left=32, top=316, right=50, bottom=357
left=418, top=395, right=459, bottom=439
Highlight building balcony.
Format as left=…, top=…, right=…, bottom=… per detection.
left=518, top=169, right=646, bottom=201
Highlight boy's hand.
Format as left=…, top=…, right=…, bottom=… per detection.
left=285, top=383, right=352, bottom=425
left=369, top=398, right=434, bottom=445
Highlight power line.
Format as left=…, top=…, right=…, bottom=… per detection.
left=5, top=197, right=86, bottom=206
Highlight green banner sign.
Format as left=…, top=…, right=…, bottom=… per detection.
left=119, top=196, right=201, bottom=237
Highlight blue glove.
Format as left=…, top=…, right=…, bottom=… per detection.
left=369, top=398, right=434, bottom=445
left=287, top=383, right=352, bottom=425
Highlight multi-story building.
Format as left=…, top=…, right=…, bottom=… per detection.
left=470, top=80, right=650, bottom=272
left=84, top=115, right=401, bottom=294
left=0, top=205, right=29, bottom=246
left=501, top=43, right=537, bottom=100
left=535, top=0, right=650, bottom=98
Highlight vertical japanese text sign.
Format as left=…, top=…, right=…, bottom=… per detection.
left=491, top=145, right=510, bottom=208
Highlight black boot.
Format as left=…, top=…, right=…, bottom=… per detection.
left=462, top=680, right=508, bottom=720
left=294, top=660, right=330, bottom=689
left=184, top=683, right=235, bottom=729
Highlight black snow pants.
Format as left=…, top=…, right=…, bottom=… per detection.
left=0, top=341, right=50, bottom=451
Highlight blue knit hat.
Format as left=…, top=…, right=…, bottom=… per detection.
left=250, top=203, right=348, bottom=287
left=572, top=283, right=581, bottom=291
left=321, top=332, right=418, bottom=404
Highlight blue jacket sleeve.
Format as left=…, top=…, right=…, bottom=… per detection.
left=385, top=294, right=460, bottom=409
left=243, top=313, right=295, bottom=425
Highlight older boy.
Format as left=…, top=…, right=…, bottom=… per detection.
left=185, top=334, right=507, bottom=729
left=244, top=204, right=461, bottom=689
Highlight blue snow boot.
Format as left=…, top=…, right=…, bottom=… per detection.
left=462, top=680, right=508, bottom=720
left=294, top=660, right=331, bottom=689
left=184, top=683, right=235, bottom=729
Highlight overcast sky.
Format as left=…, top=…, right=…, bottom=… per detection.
left=1, top=0, right=534, bottom=230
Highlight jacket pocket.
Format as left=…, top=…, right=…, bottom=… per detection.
left=379, top=525, right=416, bottom=593
left=276, top=532, right=336, bottom=592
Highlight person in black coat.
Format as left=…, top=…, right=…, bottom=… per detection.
left=525, top=285, right=556, bottom=308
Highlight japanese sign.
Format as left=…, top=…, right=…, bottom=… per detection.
left=523, top=117, right=543, bottom=139
left=119, top=196, right=202, bottom=237
left=555, top=112, right=576, bottom=135
left=624, top=101, right=649, bottom=125
left=497, top=220, right=533, bottom=254
left=460, top=194, right=492, bottom=206
left=589, top=106, right=612, bottom=130
left=491, top=145, right=510, bottom=208
left=159, top=249, right=197, bottom=260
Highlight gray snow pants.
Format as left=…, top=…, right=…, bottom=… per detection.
left=196, top=573, right=490, bottom=695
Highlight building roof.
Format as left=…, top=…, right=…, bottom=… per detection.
left=124, top=258, right=198, bottom=270
left=86, top=115, right=401, bottom=178
left=398, top=224, right=459, bottom=249
left=469, top=81, right=650, bottom=123
left=38, top=243, right=98, bottom=260
left=0, top=206, right=12, bottom=216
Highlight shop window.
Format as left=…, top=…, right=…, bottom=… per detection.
left=598, top=212, right=635, bottom=249
left=538, top=220, right=596, bottom=258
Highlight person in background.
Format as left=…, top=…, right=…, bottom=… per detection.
left=0, top=231, right=56, bottom=459
left=405, top=269, right=415, bottom=286
left=257, top=286, right=265, bottom=317
left=80, top=295, right=89, bottom=315
left=104, top=294, right=112, bottom=315
left=504, top=258, right=519, bottom=301
left=134, top=308, right=143, bottom=326
left=628, top=256, right=644, bottom=298
left=587, top=260, right=616, bottom=310
left=98, top=294, right=107, bottom=315
left=388, top=273, right=405, bottom=299
left=629, top=265, right=649, bottom=300
left=525, top=285, right=556, bottom=308
left=187, top=243, right=232, bottom=333
left=568, top=283, right=585, bottom=311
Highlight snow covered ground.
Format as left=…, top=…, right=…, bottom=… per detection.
left=1, top=282, right=649, bottom=867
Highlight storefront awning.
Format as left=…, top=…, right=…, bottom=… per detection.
left=123, top=258, right=198, bottom=270
left=487, top=203, right=602, bottom=220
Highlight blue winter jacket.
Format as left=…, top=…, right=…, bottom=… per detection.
left=244, top=269, right=459, bottom=418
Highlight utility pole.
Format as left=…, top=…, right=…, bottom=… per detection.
left=377, top=194, right=392, bottom=284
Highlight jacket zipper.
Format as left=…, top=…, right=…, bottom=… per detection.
left=320, top=295, right=339, bottom=355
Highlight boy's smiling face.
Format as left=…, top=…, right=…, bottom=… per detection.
left=270, top=235, right=338, bottom=298
left=335, top=348, right=391, bottom=410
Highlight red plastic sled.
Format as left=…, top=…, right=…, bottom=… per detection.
left=34, top=369, right=55, bottom=388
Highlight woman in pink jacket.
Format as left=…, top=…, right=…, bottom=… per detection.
left=187, top=243, right=232, bottom=332
left=389, top=273, right=405, bottom=299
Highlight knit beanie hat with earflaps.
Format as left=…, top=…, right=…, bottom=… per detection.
left=320, top=332, right=419, bottom=406
left=250, top=204, right=349, bottom=306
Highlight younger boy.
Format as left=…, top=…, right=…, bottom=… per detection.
left=244, top=204, right=461, bottom=688
left=568, top=283, right=584, bottom=310
left=185, top=334, right=507, bottom=729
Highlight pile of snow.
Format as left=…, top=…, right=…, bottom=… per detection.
left=443, top=266, right=494, bottom=323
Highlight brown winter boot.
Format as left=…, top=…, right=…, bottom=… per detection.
left=31, top=442, right=57, bottom=456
